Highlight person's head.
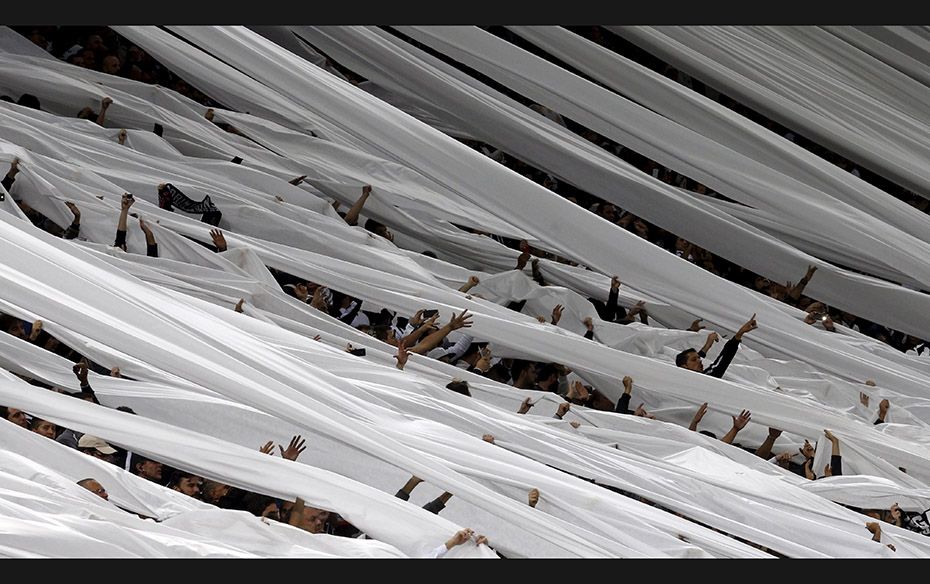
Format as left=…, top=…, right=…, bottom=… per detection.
left=0, top=406, right=28, bottom=428
left=77, top=106, right=96, bottom=120
left=84, top=34, right=105, bottom=54
left=101, top=55, right=121, bottom=75
left=242, top=492, right=280, bottom=521
left=296, top=505, right=330, bottom=534
left=485, top=362, right=511, bottom=384
left=0, top=95, right=13, bottom=103
left=16, top=94, right=41, bottom=110
left=421, top=250, right=438, bottom=259
left=535, top=363, right=559, bottom=388
left=168, top=470, right=203, bottom=498
left=698, top=430, right=717, bottom=439
left=445, top=379, right=471, bottom=397
left=131, top=454, right=164, bottom=482
left=4, top=318, right=26, bottom=339
left=674, top=237, right=690, bottom=254
left=77, top=434, right=117, bottom=462
left=29, top=417, right=57, bottom=439
left=70, top=391, right=100, bottom=405
left=200, top=480, right=231, bottom=505
left=363, top=218, right=393, bottom=241
left=632, top=218, right=650, bottom=239
left=511, top=359, right=538, bottom=388
left=753, top=275, right=771, bottom=292
left=675, top=348, right=703, bottom=372
left=77, top=478, right=109, bottom=501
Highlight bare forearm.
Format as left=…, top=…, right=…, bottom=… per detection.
left=410, top=325, right=452, bottom=355
left=720, top=427, right=740, bottom=444
left=343, top=192, right=370, bottom=227
left=755, top=435, right=777, bottom=459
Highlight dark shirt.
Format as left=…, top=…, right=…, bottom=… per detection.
left=703, top=337, right=741, bottom=378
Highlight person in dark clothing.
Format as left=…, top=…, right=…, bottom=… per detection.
left=113, top=193, right=159, bottom=257
left=675, top=314, right=757, bottom=378
left=613, top=375, right=655, bottom=418
left=589, top=276, right=648, bottom=325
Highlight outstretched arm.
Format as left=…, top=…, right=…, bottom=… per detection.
left=409, top=310, right=472, bottom=355
left=787, top=265, right=817, bottom=304
left=720, top=409, right=751, bottom=444
left=139, top=218, right=158, bottom=257
left=343, top=184, right=371, bottom=227
left=95, top=97, right=113, bottom=126
left=114, top=193, right=134, bottom=250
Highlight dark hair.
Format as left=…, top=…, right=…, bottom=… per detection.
left=363, top=218, right=385, bottom=233
left=675, top=349, right=696, bottom=367
left=17, top=93, right=41, bottom=109
left=116, top=406, right=136, bottom=414
left=167, top=469, right=199, bottom=488
left=130, top=453, right=160, bottom=471
left=29, top=416, right=53, bottom=430
left=536, top=363, right=559, bottom=382
left=485, top=362, right=511, bottom=384
left=240, top=492, right=279, bottom=517
left=510, top=359, right=536, bottom=380
left=0, top=95, right=14, bottom=103
left=698, top=430, right=717, bottom=439
left=421, top=250, right=438, bottom=258
left=445, top=380, right=471, bottom=397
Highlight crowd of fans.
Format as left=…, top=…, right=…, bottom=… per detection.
left=0, top=24, right=924, bottom=555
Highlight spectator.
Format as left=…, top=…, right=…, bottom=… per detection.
left=427, top=527, right=489, bottom=558
left=0, top=406, right=29, bottom=428
left=675, top=314, right=757, bottom=378
left=77, top=434, right=118, bottom=463
left=77, top=478, right=109, bottom=501
left=131, top=454, right=164, bottom=484
left=29, top=417, right=58, bottom=439
left=167, top=470, right=203, bottom=499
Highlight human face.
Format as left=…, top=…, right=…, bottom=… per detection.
left=31, top=420, right=57, bottom=439
left=5, top=408, right=28, bottom=428
left=80, top=480, right=109, bottom=501
left=137, top=460, right=163, bottom=481
left=174, top=476, right=203, bottom=498
left=102, top=56, right=121, bottom=75
left=262, top=502, right=281, bottom=521
left=684, top=352, right=704, bottom=373
left=298, top=507, right=330, bottom=533
left=201, top=482, right=231, bottom=505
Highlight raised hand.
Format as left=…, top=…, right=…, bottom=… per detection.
left=800, top=439, right=816, bottom=459
left=65, top=201, right=81, bottom=218
left=394, top=341, right=410, bottom=371
left=259, top=441, right=274, bottom=455
left=610, top=276, right=621, bottom=291
left=634, top=403, right=655, bottom=419
left=583, top=316, right=594, bottom=332
left=234, top=299, right=245, bottom=313
left=449, top=309, right=473, bottom=331
left=481, top=434, right=495, bottom=444
left=735, top=313, right=757, bottom=340
left=555, top=402, right=571, bottom=419
left=517, top=397, right=534, bottom=415
left=120, top=192, right=134, bottom=211
left=209, top=228, right=227, bottom=252
left=859, top=392, right=870, bottom=408
left=688, top=318, right=705, bottom=332
left=551, top=304, right=564, bottom=325
left=622, top=375, right=633, bottom=392
left=689, top=402, right=708, bottom=430
left=72, top=358, right=88, bottom=384
left=100, top=96, right=113, bottom=109
left=528, top=488, right=540, bottom=508
left=118, top=129, right=127, bottom=145
left=732, top=409, right=752, bottom=430
left=279, top=435, right=307, bottom=461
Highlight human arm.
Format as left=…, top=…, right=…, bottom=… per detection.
left=209, top=228, right=227, bottom=252
left=394, top=342, right=410, bottom=371
left=63, top=202, right=81, bottom=239
left=720, top=409, right=751, bottom=444
left=399, top=312, right=439, bottom=347
left=139, top=218, right=158, bottom=257
left=2, top=157, right=19, bottom=192
left=875, top=399, right=890, bottom=424
left=698, top=331, right=719, bottom=357
left=409, top=310, right=472, bottom=355
left=689, top=402, right=708, bottom=432
left=95, top=97, right=112, bottom=126
left=824, top=429, right=842, bottom=477
left=582, top=317, right=595, bottom=340
left=550, top=304, right=563, bottom=326
left=755, top=427, right=782, bottom=459
left=114, top=193, right=133, bottom=250
left=342, top=184, right=371, bottom=227
left=787, top=265, right=817, bottom=304
left=615, top=375, right=634, bottom=414
left=395, top=476, right=423, bottom=501
left=458, top=275, right=479, bottom=293
left=605, top=276, right=621, bottom=321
